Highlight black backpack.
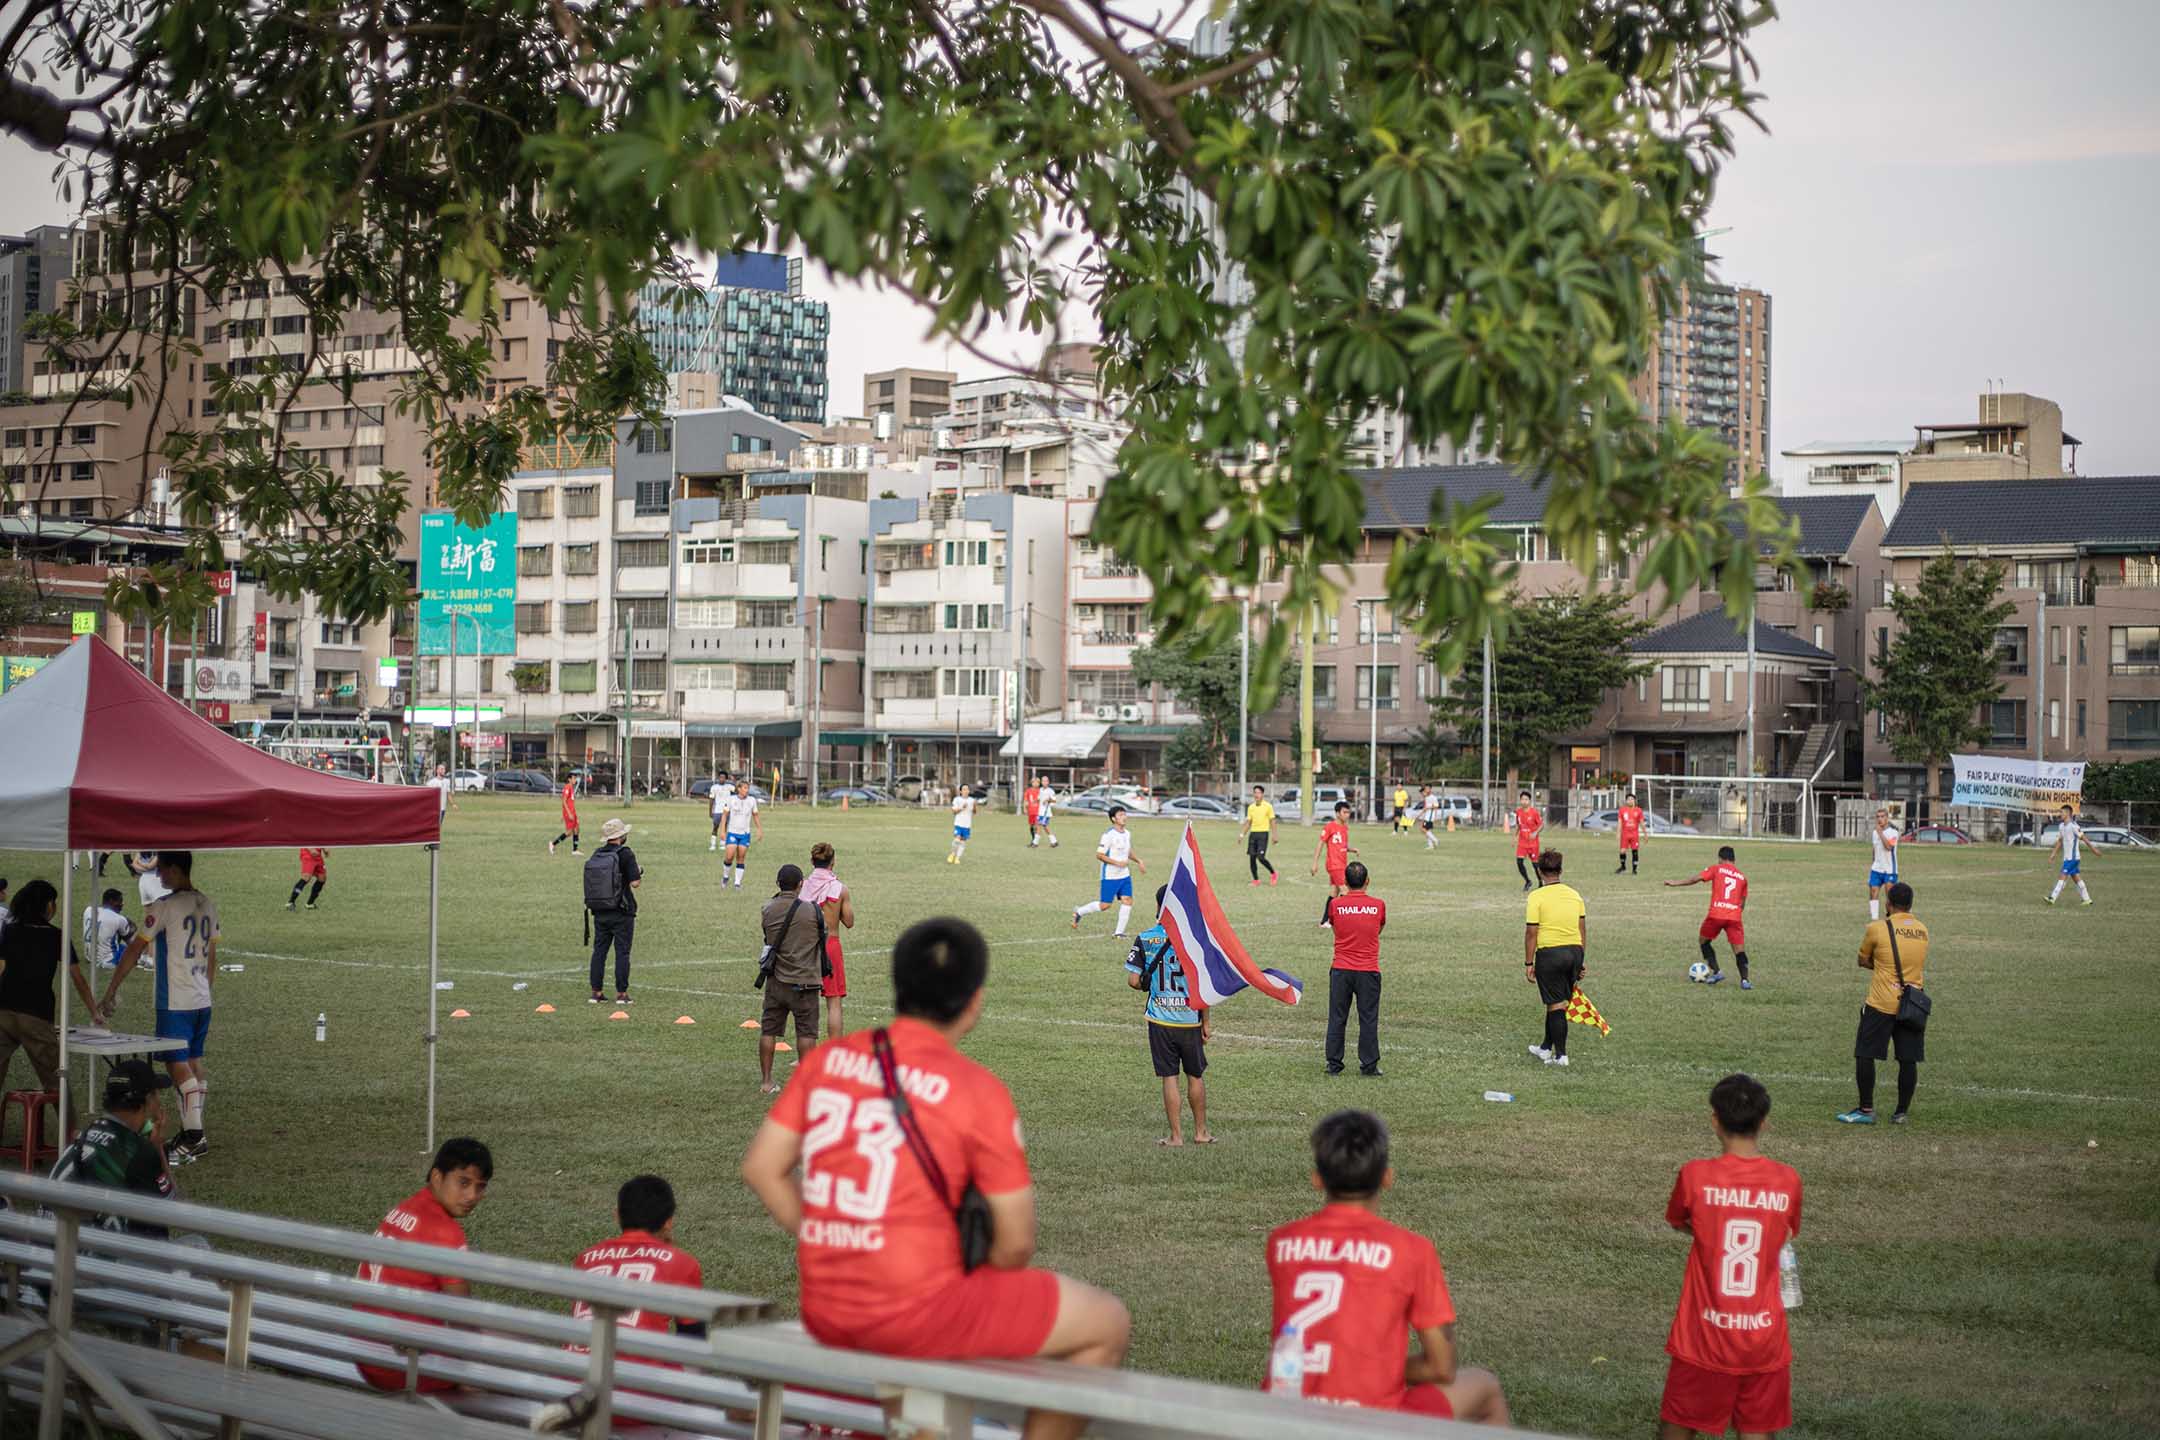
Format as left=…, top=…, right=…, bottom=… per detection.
left=583, top=847, right=626, bottom=912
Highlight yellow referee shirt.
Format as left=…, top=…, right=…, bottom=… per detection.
left=1245, top=800, right=1275, bottom=833
left=1525, top=883, right=1586, bottom=949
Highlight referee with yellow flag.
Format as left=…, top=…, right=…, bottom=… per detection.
left=1523, top=849, right=1588, bottom=1068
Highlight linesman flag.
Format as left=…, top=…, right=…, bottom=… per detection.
left=1566, top=986, right=1611, bottom=1036
left=1160, top=823, right=1303, bottom=1006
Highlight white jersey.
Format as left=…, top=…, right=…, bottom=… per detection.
left=952, top=794, right=977, bottom=829
left=1036, top=786, right=1057, bottom=821
left=1097, top=828, right=1134, bottom=880
left=1870, top=824, right=1900, bottom=876
left=82, top=904, right=137, bottom=968
left=709, top=785, right=729, bottom=818
left=136, top=858, right=171, bottom=908
left=428, top=775, right=451, bottom=816
left=724, top=794, right=760, bottom=835
left=1420, top=795, right=1440, bottom=820
left=143, top=889, right=219, bottom=1012
left=2059, top=819, right=2083, bottom=862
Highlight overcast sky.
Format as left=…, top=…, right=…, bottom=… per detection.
left=4, top=0, right=2153, bottom=477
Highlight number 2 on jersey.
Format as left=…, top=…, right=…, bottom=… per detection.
left=799, top=1088, right=906, bottom=1221
left=1285, top=1271, right=1345, bottom=1373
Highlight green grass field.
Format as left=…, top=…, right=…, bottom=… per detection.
left=6, top=800, right=2158, bottom=1438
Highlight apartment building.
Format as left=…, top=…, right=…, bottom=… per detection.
left=1902, top=389, right=2077, bottom=486
left=862, top=367, right=955, bottom=459
left=1778, top=439, right=1906, bottom=521
left=0, top=225, right=73, bottom=395
left=933, top=372, right=1114, bottom=448
left=1633, top=255, right=1772, bottom=485
left=1865, top=475, right=2160, bottom=804
left=865, top=490, right=1065, bottom=783
left=635, top=254, right=830, bottom=424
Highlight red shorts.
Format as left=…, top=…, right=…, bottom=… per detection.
left=806, top=1266, right=1061, bottom=1361
left=1660, top=1358, right=1790, bottom=1435
left=1698, top=917, right=1746, bottom=948
left=1516, top=836, right=1542, bottom=858
left=1400, top=1384, right=1455, bottom=1419
left=1618, top=832, right=1641, bottom=850
left=821, top=936, right=847, bottom=999
left=300, top=854, right=327, bottom=879
left=1326, top=866, right=1348, bottom=887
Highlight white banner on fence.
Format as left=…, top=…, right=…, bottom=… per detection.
left=1948, top=755, right=2085, bottom=814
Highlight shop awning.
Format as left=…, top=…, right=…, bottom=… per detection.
left=997, top=722, right=1110, bottom=761
left=815, top=730, right=879, bottom=747
left=685, top=720, right=804, bottom=739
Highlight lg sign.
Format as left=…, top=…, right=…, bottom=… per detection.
left=192, top=660, right=251, bottom=701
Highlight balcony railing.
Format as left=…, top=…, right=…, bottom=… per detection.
left=1087, top=630, right=1145, bottom=647
left=1998, top=660, right=2028, bottom=676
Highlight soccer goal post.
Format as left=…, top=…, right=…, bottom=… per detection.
left=1631, top=775, right=1816, bottom=844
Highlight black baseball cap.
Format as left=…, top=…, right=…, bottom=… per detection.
left=104, top=1059, right=172, bottom=1108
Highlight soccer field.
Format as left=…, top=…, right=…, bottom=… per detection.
left=7, top=801, right=2157, bottom=1438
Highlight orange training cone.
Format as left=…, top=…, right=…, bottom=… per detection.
left=450, top=1008, right=472, bottom=1019
left=534, top=1003, right=557, bottom=1014
left=775, top=1042, right=793, bottom=1053
left=739, top=1019, right=760, bottom=1029
left=609, top=1010, right=630, bottom=1020
left=674, top=1015, right=696, bottom=1025
left=841, top=794, right=850, bottom=811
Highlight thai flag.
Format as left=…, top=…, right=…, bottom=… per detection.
left=1160, top=823, right=1302, bottom=1006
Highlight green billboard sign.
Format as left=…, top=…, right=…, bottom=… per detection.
left=418, top=510, right=517, bottom=655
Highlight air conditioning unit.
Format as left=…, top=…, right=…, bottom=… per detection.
left=1093, top=704, right=1118, bottom=721
left=1118, top=704, right=1144, bottom=722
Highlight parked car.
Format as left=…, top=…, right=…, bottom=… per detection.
left=1070, top=783, right=1155, bottom=814
left=1057, top=793, right=1120, bottom=816
left=488, top=769, right=555, bottom=794
left=825, top=786, right=889, bottom=806
left=1159, top=794, right=1237, bottom=819
left=2008, top=822, right=2154, bottom=850
left=1902, top=824, right=1977, bottom=845
left=1277, top=785, right=1352, bottom=819
left=451, top=768, right=487, bottom=793
left=1577, top=808, right=1700, bottom=836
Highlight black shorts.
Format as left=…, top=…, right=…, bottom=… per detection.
left=1534, top=946, right=1585, bottom=1006
left=1247, top=832, right=1271, bottom=857
left=1855, top=1005, right=1924, bottom=1064
left=1148, top=1022, right=1207, bottom=1078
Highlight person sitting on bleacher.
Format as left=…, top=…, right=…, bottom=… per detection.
left=354, top=1136, right=492, bottom=1393
left=49, top=1059, right=176, bottom=1238
left=742, top=916, right=1131, bottom=1440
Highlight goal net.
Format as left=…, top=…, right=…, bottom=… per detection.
left=1630, top=775, right=1814, bottom=843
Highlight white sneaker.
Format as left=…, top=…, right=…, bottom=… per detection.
left=2081, top=896, right=2094, bottom=906
left=709, top=838, right=717, bottom=852
left=1527, top=1045, right=1553, bottom=1062
left=1546, top=1054, right=1569, bottom=1067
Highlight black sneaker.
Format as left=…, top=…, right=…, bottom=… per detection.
left=1324, top=1067, right=1345, bottom=1077
left=615, top=993, right=632, bottom=1006
left=588, top=992, right=604, bottom=1004
left=285, top=900, right=296, bottom=911
left=305, top=902, right=318, bottom=911
left=1360, top=1068, right=1385, bottom=1078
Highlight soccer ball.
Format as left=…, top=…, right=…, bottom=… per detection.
left=1687, top=961, right=1712, bottom=983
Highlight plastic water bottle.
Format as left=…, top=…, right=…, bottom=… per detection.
left=1777, top=1242, right=1801, bottom=1310
left=314, top=1012, right=327, bottom=1043
left=1266, top=1324, right=1304, bottom=1396
left=1483, top=1090, right=1514, bottom=1103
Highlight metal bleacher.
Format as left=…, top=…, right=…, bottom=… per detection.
left=0, top=1172, right=1562, bottom=1439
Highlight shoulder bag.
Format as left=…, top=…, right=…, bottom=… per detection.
left=871, top=1027, right=993, bottom=1272
left=1887, top=919, right=1931, bottom=1026
left=754, top=898, right=805, bottom=991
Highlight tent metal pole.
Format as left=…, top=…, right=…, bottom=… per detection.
left=57, top=848, right=73, bottom=1135
left=426, top=842, right=441, bottom=1153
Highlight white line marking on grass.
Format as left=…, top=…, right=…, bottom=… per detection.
left=231, top=948, right=2157, bottom=1106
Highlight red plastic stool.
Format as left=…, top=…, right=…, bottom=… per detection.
left=1, top=1090, right=63, bottom=1171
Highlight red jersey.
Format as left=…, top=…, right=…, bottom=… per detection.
left=1023, top=786, right=1038, bottom=820
left=355, top=1187, right=468, bottom=1389
left=1328, top=895, right=1386, bottom=973
left=562, top=782, right=579, bottom=827
left=1617, top=806, right=1644, bottom=847
left=1700, top=863, right=1748, bottom=921
left=1664, top=1154, right=1803, bottom=1375
left=569, top=1230, right=704, bottom=1425
left=769, top=1018, right=1033, bottom=1339
left=1514, top=804, right=1544, bottom=856
left=1266, top=1204, right=1455, bottom=1411
left=1320, top=820, right=1351, bottom=873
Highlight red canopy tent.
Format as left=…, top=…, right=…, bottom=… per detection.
left=0, top=638, right=447, bottom=1139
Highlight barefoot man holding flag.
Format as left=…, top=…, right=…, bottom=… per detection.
left=1157, top=822, right=1305, bottom=1009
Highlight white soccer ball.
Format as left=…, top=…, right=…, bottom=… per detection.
left=1687, top=961, right=1712, bottom=983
